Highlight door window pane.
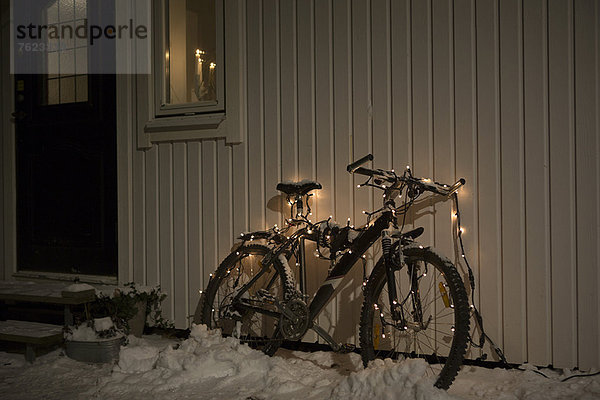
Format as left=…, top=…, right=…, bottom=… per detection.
left=44, top=0, right=88, bottom=105
left=164, top=0, right=217, bottom=105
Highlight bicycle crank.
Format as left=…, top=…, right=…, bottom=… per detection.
left=279, top=298, right=309, bottom=340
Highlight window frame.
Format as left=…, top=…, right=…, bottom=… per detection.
left=136, top=0, right=246, bottom=148
left=152, top=0, right=225, bottom=117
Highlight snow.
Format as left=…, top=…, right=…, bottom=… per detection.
left=1, top=325, right=599, bottom=399
left=66, top=324, right=123, bottom=342
left=347, top=229, right=360, bottom=242
left=94, top=317, right=114, bottom=332
left=278, top=179, right=321, bottom=187
left=67, top=325, right=101, bottom=341
left=94, top=284, right=156, bottom=299
left=63, top=283, right=95, bottom=293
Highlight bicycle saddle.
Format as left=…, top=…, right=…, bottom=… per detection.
left=401, top=227, right=424, bottom=240
left=276, top=180, right=322, bottom=196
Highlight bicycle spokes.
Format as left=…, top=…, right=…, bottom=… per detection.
left=374, top=259, right=457, bottom=360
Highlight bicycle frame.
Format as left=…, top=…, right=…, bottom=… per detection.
left=306, top=211, right=393, bottom=322
left=232, top=210, right=398, bottom=349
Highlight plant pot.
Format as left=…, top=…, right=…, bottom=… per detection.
left=128, top=300, right=147, bottom=337
left=65, top=336, right=123, bottom=363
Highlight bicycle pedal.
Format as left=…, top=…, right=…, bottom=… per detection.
left=337, top=343, right=356, bottom=354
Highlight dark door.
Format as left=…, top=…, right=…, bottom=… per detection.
left=14, top=0, right=117, bottom=276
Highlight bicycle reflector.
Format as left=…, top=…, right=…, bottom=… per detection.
left=439, top=282, right=451, bottom=308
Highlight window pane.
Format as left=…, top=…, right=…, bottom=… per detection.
left=59, top=22, right=75, bottom=50
left=47, top=0, right=59, bottom=24
left=76, top=75, right=88, bottom=102
left=47, top=51, right=59, bottom=78
left=165, top=0, right=217, bottom=105
left=59, top=0, right=74, bottom=22
left=59, top=49, right=75, bottom=75
left=75, top=19, right=88, bottom=48
left=74, top=0, right=87, bottom=19
left=75, top=47, right=87, bottom=75
left=47, top=78, right=60, bottom=105
left=60, top=76, right=76, bottom=103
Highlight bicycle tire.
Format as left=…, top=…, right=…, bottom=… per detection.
left=194, top=244, right=297, bottom=356
left=359, top=245, right=470, bottom=389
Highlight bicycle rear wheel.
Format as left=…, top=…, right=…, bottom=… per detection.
left=359, top=246, right=470, bottom=389
left=194, top=244, right=296, bottom=356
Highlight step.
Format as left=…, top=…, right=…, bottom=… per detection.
left=0, top=320, right=64, bottom=362
left=0, top=320, right=64, bottom=344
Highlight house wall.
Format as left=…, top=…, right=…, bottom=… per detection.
left=129, top=0, right=600, bottom=369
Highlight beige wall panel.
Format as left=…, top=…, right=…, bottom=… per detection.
left=574, top=0, right=599, bottom=370
left=548, top=0, right=577, bottom=368
left=499, top=0, right=527, bottom=364
left=121, top=0, right=600, bottom=369
left=523, top=0, right=552, bottom=366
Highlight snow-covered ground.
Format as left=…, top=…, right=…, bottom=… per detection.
left=1, top=325, right=599, bottom=400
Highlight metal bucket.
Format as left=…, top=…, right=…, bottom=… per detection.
left=65, top=336, right=123, bottom=363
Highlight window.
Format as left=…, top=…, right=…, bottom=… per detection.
left=154, top=0, right=224, bottom=116
left=44, top=0, right=88, bottom=105
left=138, top=0, right=245, bottom=146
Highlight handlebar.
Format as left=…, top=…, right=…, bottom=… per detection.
left=347, top=154, right=465, bottom=197
left=347, top=154, right=373, bottom=172
left=420, top=177, right=465, bottom=196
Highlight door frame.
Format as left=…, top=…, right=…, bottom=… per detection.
left=0, top=1, right=134, bottom=284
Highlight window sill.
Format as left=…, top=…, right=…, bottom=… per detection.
left=13, top=271, right=118, bottom=285
left=138, top=111, right=242, bottom=147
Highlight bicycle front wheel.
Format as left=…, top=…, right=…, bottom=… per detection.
left=359, top=245, right=470, bottom=389
left=194, top=244, right=297, bottom=356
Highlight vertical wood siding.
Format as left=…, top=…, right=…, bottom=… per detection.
left=130, top=0, right=600, bottom=368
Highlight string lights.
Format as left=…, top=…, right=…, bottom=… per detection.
left=452, top=192, right=507, bottom=364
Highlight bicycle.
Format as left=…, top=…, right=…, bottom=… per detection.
left=194, top=154, right=470, bottom=389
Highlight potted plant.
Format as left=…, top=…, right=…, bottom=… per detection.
left=90, top=283, right=172, bottom=337
left=64, top=283, right=172, bottom=363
